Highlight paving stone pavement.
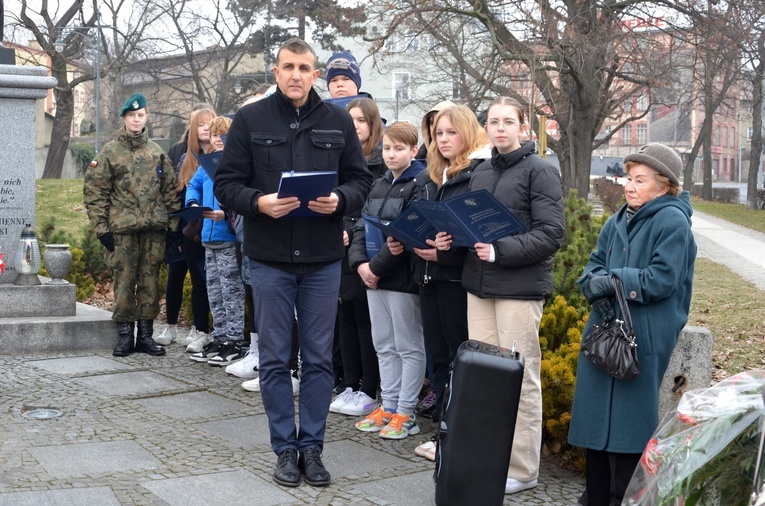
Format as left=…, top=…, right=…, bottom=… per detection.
left=0, top=341, right=584, bottom=505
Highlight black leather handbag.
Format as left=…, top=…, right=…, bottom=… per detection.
left=580, top=276, right=640, bottom=381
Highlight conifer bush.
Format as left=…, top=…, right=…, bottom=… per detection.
left=540, top=190, right=605, bottom=455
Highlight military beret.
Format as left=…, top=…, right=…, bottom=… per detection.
left=120, top=93, right=147, bottom=116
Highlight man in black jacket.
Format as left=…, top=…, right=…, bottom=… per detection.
left=214, top=38, right=372, bottom=489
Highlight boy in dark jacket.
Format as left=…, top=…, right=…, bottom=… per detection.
left=348, top=122, right=426, bottom=439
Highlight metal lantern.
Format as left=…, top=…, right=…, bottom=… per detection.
left=13, top=224, right=42, bottom=286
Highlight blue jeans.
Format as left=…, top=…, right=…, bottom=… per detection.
left=249, top=259, right=341, bottom=455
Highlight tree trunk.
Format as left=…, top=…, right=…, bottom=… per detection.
left=42, top=87, right=75, bottom=179
left=748, top=62, right=764, bottom=209
left=702, top=47, right=715, bottom=201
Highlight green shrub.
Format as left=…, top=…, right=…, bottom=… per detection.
left=69, top=142, right=95, bottom=176
left=540, top=190, right=604, bottom=459
left=80, top=226, right=110, bottom=283
left=540, top=296, right=586, bottom=444
left=551, top=189, right=605, bottom=314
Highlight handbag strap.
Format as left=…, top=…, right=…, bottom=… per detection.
left=611, top=276, right=634, bottom=332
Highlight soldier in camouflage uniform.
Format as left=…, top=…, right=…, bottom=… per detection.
left=83, top=93, right=181, bottom=357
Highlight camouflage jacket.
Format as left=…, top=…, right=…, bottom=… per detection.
left=84, top=127, right=180, bottom=236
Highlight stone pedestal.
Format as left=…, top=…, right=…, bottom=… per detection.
left=659, top=326, right=714, bottom=418
left=0, top=64, right=56, bottom=284
left=0, top=280, right=76, bottom=317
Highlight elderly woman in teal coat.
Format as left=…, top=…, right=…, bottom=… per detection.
left=568, top=143, right=697, bottom=506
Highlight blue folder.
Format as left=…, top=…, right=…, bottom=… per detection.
left=277, top=171, right=337, bottom=218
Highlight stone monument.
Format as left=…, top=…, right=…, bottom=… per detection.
left=0, top=65, right=55, bottom=282
left=0, top=63, right=116, bottom=353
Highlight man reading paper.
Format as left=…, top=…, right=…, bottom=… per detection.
left=214, top=38, right=372, bottom=488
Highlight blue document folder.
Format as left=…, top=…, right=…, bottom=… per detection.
left=169, top=206, right=213, bottom=221
left=363, top=205, right=436, bottom=250
left=191, top=151, right=223, bottom=180
left=363, top=214, right=386, bottom=258
left=411, top=189, right=526, bottom=248
left=277, top=171, right=337, bottom=218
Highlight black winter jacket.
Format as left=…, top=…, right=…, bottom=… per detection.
left=462, top=142, right=565, bottom=300
left=214, top=87, right=372, bottom=264
left=348, top=161, right=427, bottom=294
left=410, top=164, right=476, bottom=287
left=341, top=144, right=387, bottom=301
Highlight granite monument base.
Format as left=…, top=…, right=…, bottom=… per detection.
left=0, top=277, right=116, bottom=354
left=0, top=278, right=76, bottom=317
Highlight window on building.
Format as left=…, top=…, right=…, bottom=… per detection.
left=407, top=36, right=420, bottom=53
left=637, top=93, right=648, bottom=111
left=386, top=34, right=400, bottom=53
left=452, top=78, right=466, bottom=101
left=623, top=96, right=632, bottom=114
left=623, top=124, right=632, bottom=145
left=637, top=124, right=647, bottom=144
left=723, top=127, right=728, bottom=147
left=714, top=127, right=720, bottom=146
left=730, top=127, right=736, bottom=147
left=393, top=73, right=411, bottom=101
left=748, top=126, right=754, bottom=141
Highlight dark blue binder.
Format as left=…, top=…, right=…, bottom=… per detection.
left=363, top=205, right=436, bottom=250
left=411, top=189, right=525, bottom=248
left=169, top=206, right=214, bottom=221
left=277, top=171, right=337, bottom=218
left=191, top=151, right=222, bottom=180
left=362, top=214, right=386, bottom=258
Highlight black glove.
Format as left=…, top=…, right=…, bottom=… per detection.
left=580, top=273, right=614, bottom=303
left=166, top=229, right=182, bottom=245
left=592, top=297, right=615, bottom=323
left=98, top=232, right=115, bottom=252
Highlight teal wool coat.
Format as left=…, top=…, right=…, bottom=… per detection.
left=568, top=191, right=696, bottom=453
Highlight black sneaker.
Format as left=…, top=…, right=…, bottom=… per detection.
left=273, top=448, right=301, bottom=487
left=299, top=447, right=331, bottom=486
left=415, top=389, right=438, bottom=419
left=189, top=339, right=222, bottom=363
left=208, top=341, right=247, bottom=367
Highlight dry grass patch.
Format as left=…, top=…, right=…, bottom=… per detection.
left=689, top=258, right=765, bottom=381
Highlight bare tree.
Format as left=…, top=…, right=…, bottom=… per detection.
left=735, top=0, right=765, bottom=208
left=9, top=0, right=161, bottom=178
left=365, top=0, right=675, bottom=197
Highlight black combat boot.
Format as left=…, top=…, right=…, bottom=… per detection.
left=134, top=319, right=166, bottom=356
left=113, top=322, right=135, bottom=357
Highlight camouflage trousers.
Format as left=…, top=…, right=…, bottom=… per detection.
left=108, top=230, right=165, bottom=322
left=205, top=245, right=245, bottom=341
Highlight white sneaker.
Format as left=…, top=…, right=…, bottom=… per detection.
left=414, top=440, right=437, bottom=462
left=225, top=348, right=259, bottom=378
left=241, top=376, right=261, bottom=392
left=505, top=477, right=537, bottom=494
left=242, top=372, right=299, bottom=396
left=178, top=325, right=200, bottom=346
left=329, top=387, right=355, bottom=413
left=339, top=390, right=378, bottom=417
left=185, top=331, right=212, bottom=353
left=154, top=325, right=178, bottom=346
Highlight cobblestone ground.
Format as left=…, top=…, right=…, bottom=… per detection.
left=0, top=331, right=584, bottom=505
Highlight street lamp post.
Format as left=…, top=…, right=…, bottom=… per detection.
left=233, top=75, right=268, bottom=95
left=55, top=13, right=114, bottom=154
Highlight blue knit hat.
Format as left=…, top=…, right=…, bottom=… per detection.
left=120, top=93, right=147, bottom=116
left=326, top=51, right=361, bottom=91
